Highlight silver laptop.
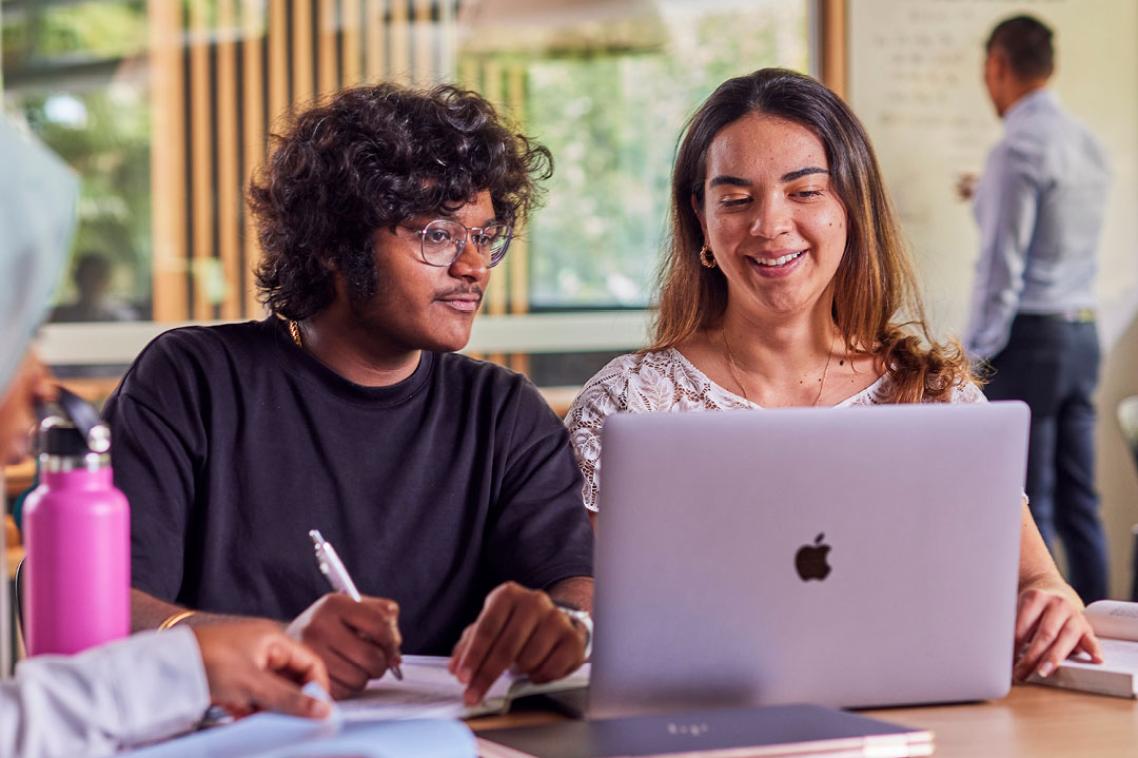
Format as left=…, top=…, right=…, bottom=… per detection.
left=589, top=402, right=1029, bottom=717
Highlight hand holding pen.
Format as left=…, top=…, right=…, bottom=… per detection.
left=309, top=529, right=403, bottom=681
left=284, top=530, right=403, bottom=699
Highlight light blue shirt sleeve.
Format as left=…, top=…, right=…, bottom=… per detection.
left=0, top=628, right=210, bottom=758
left=965, top=141, right=1039, bottom=361
left=964, top=90, right=1109, bottom=361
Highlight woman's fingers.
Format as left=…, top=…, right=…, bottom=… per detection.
left=1013, top=589, right=1047, bottom=647
left=1012, top=589, right=1100, bottom=680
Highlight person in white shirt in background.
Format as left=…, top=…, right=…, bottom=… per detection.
left=0, top=117, right=331, bottom=758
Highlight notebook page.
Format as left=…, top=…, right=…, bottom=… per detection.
left=337, top=655, right=517, bottom=721
left=1063, top=638, right=1138, bottom=673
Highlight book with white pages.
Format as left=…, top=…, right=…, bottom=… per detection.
left=1028, top=600, right=1138, bottom=698
left=337, top=655, right=590, bottom=721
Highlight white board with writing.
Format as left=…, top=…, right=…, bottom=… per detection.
left=849, top=0, right=1138, bottom=346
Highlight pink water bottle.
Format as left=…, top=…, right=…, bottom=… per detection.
left=22, top=388, right=130, bottom=656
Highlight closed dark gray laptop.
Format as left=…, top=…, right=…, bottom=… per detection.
left=589, top=402, right=1029, bottom=717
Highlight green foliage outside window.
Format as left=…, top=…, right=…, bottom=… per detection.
left=2, top=0, right=150, bottom=312
left=2, top=0, right=147, bottom=67
left=521, top=3, right=809, bottom=308
left=2, top=0, right=808, bottom=316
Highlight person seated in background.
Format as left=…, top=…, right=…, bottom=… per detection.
left=104, top=83, right=594, bottom=707
left=50, top=252, right=139, bottom=323
left=0, top=117, right=329, bottom=758
left=565, top=67, right=1101, bottom=683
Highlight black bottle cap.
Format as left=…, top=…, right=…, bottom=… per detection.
left=56, top=386, right=110, bottom=453
left=37, top=386, right=112, bottom=457
left=39, top=417, right=91, bottom=457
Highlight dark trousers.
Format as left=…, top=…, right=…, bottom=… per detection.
left=984, top=315, right=1108, bottom=602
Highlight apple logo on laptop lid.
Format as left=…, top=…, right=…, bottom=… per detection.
left=795, top=533, right=831, bottom=581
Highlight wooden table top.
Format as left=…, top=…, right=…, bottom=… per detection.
left=862, top=685, right=1137, bottom=756
left=469, top=684, right=1138, bottom=756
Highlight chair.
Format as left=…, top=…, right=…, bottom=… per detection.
left=1116, top=396, right=1138, bottom=601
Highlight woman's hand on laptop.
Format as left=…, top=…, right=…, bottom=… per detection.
left=448, top=581, right=588, bottom=706
left=1012, top=585, right=1103, bottom=681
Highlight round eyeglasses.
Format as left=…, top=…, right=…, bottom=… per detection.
left=413, top=219, right=513, bottom=269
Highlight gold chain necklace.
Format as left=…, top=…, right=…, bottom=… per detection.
left=722, top=328, right=834, bottom=407
left=288, top=320, right=303, bottom=348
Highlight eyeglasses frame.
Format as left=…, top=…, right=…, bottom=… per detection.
left=408, top=218, right=514, bottom=269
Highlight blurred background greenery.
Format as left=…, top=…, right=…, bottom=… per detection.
left=1, top=0, right=807, bottom=322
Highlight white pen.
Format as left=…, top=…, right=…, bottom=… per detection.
left=308, top=529, right=403, bottom=680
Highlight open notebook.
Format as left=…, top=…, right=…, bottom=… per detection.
left=338, top=655, right=591, bottom=720
left=1029, top=600, right=1138, bottom=698
left=127, top=682, right=478, bottom=757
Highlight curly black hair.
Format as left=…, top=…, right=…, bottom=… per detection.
left=250, top=83, right=553, bottom=320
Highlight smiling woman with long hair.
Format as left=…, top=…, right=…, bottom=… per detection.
left=652, top=68, right=971, bottom=404
left=566, top=67, right=1099, bottom=684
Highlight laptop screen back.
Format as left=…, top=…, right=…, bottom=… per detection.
left=589, top=402, right=1029, bottom=717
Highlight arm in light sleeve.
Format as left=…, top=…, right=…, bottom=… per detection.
left=564, top=375, right=624, bottom=513
left=965, top=144, right=1041, bottom=361
left=0, top=628, right=209, bottom=758
left=948, top=380, right=988, bottom=405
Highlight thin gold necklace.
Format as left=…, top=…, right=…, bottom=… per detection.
left=721, top=328, right=834, bottom=407
left=288, top=320, right=303, bottom=348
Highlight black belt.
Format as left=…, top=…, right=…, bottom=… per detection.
left=1017, top=308, right=1096, bottom=324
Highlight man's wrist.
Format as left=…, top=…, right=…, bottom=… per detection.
left=555, top=604, right=593, bottom=659
left=158, top=609, right=197, bottom=630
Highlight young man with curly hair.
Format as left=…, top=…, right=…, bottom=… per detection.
left=103, top=84, right=595, bottom=706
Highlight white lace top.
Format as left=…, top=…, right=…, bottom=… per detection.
left=565, top=348, right=986, bottom=512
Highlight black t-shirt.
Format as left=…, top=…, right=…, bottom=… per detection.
left=103, top=318, right=594, bottom=654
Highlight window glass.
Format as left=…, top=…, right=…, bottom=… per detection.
left=521, top=1, right=810, bottom=308
left=2, top=0, right=808, bottom=341
left=3, top=0, right=150, bottom=321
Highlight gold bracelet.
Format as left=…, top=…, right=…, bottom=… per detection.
left=158, top=609, right=197, bottom=631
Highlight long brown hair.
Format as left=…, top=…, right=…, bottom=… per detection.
left=652, top=68, right=973, bottom=403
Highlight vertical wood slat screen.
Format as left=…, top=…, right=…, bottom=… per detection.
left=342, top=0, right=363, bottom=86
left=292, top=0, right=315, bottom=105
left=242, top=0, right=266, bottom=318
left=505, top=64, right=529, bottom=375
left=188, top=0, right=214, bottom=320
left=217, top=0, right=242, bottom=321
left=390, top=1, right=410, bottom=83
left=365, top=0, right=386, bottom=82
left=148, top=0, right=188, bottom=319
left=149, top=0, right=461, bottom=322
left=319, top=0, right=339, bottom=97
left=413, top=0, right=433, bottom=84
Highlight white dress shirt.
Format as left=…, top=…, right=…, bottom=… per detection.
left=0, top=628, right=210, bottom=757
left=965, top=89, right=1110, bottom=360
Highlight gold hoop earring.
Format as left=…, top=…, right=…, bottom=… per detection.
left=698, top=243, right=717, bottom=269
